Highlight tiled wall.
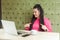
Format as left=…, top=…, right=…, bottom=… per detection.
left=1, top=0, right=60, bottom=32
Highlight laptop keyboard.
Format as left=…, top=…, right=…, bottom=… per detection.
left=17, top=32, right=22, bottom=35
left=17, top=30, right=29, bottom=35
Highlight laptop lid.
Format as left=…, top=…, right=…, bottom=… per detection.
left=1, top=20, right=18, bottom=35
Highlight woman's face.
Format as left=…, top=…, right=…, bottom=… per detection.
left=33, top=8, right=40, bottom=18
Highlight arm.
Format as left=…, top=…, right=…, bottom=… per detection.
left=44, top=18, right=52, bottom=32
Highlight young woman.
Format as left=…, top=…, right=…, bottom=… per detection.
left=24, top=4, right=52, bottom=32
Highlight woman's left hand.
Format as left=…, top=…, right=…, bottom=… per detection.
left=41, top=24, right=48, bottom=31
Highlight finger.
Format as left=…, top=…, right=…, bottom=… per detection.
left=40, top=24, right=44, bottom=26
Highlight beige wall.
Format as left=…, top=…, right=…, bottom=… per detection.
left=1, top=0, right=60, bottom=32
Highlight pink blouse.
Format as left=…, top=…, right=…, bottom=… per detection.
left=25, top=17, right=52, bottom=32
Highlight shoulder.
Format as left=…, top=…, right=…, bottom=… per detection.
left=44, top=17, right=50, bottom=21
left=44, top=17, right=51, bottom=24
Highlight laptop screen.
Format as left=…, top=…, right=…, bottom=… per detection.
left=1, top=20, right=18, bottom=35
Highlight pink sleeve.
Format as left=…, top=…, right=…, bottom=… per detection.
left=44, top=18, right=52, bottom=32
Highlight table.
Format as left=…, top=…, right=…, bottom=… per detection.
left=0, top=29, right=59, bottom=40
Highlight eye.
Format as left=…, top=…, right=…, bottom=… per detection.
left=35, top=11, right=37, bottom=13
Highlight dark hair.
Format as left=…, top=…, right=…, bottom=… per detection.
left=29, top=4, right=45, bottom=31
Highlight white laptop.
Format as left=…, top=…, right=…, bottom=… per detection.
left=1, top=20, right=18, bottom=35
left=1, top=20, right=28, bottom=36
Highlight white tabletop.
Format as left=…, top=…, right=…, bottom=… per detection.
left=0, top=29, right=59, bottom=40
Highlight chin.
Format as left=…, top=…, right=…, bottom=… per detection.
left=35, top=16, right=38, bottom=18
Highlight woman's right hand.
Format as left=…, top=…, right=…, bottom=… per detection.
left=24, top=23, right=31, bottom=30
left=24, top=23, right=31, bottom=28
